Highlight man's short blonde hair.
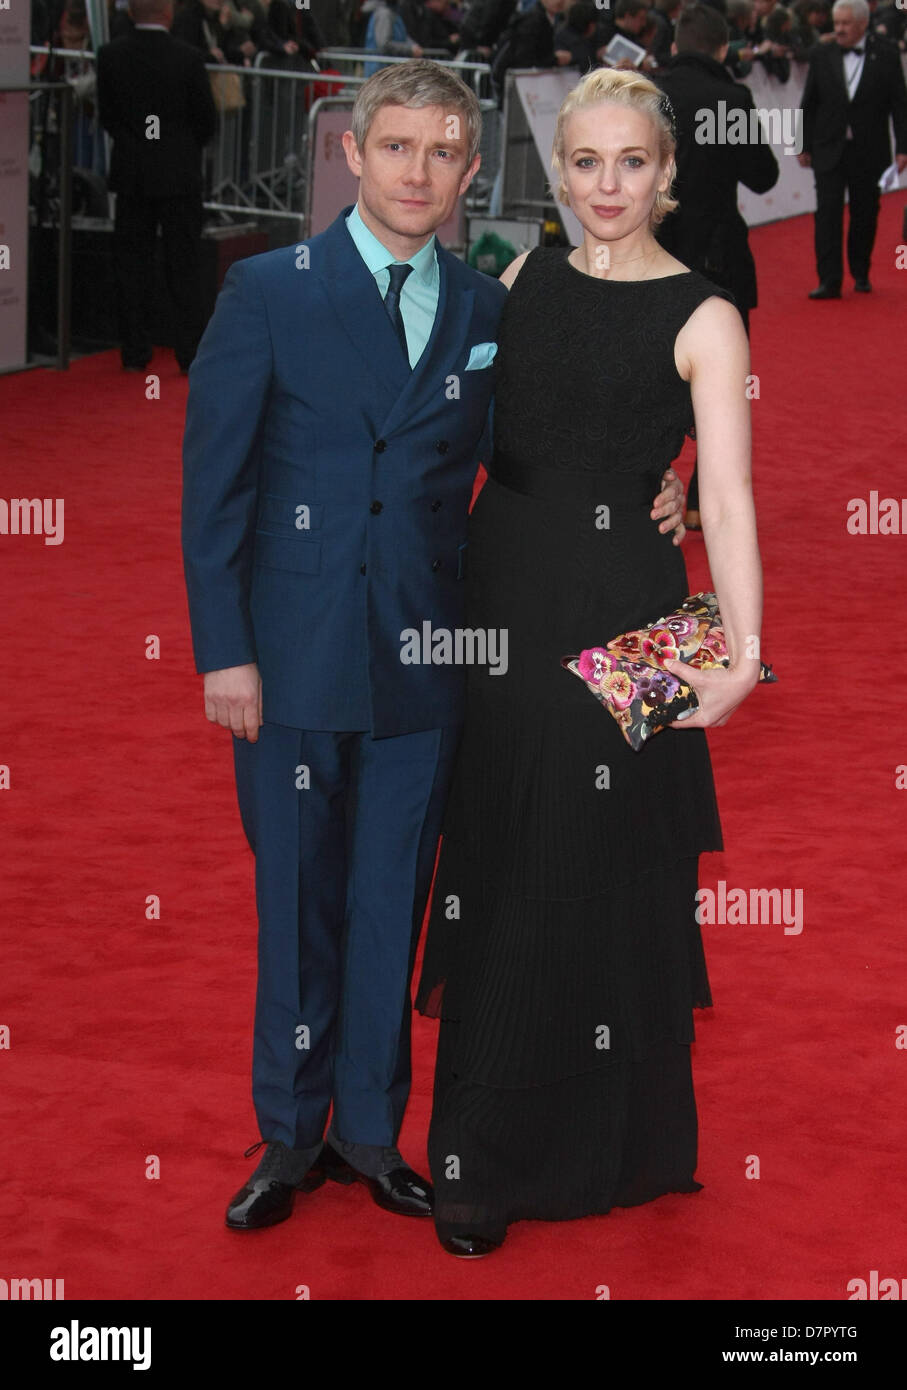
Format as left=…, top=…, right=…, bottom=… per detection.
left=351, top=60, right=482, bottom=165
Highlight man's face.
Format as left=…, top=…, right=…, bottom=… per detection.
left=754, top=0, right=776, bottom=18
left=200, top=0, right=220, bottom=12
left=342, top=103, right=480, bottom=245
left=620, top=9, right=649, bottom=35
left=833, top=6, right=867, bottom=43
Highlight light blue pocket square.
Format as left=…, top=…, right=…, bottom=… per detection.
left=465, top=342, right=498, bottom=371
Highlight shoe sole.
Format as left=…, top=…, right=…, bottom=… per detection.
left=441, top=1237, right=502, bottom=1257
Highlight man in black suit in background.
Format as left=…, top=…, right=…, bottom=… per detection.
left=798, top=0, right=907, bottom=297
left=97, top=0, right=217, bottom=371
left=657, top=3, right=779, bottom=327
left=656, top=4, right=778, bottom=527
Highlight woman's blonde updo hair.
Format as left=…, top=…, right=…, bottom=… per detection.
left=550, top=67, right=678, bottom=227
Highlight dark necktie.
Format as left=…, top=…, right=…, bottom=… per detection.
left=384, top=262, right=413, bottom=366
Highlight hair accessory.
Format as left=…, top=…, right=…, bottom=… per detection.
left=657, top=90, right=677, bottom=139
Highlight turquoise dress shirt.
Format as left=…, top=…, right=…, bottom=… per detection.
left=345, top=202, right=440, bottom=369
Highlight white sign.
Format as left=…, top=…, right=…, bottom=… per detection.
left=0, top=0, right=31, bottom=371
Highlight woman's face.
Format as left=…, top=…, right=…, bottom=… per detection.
left=561, top=102, right=671, bottom=244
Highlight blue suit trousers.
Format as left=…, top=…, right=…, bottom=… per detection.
left=233, top=721, right=460, bottom=1149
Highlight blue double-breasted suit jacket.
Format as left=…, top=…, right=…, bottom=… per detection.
left=182, top=204, right=508, bottom=737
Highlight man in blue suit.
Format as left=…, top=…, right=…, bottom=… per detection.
left=182, top=59, right=685, bottom=1231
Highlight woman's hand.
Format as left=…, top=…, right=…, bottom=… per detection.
left=662, top=659, right=759, bottom=729
left=651, top=467, right=686, bottom=545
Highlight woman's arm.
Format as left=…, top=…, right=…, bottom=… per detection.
left=666, top=295, right=763, bottom=726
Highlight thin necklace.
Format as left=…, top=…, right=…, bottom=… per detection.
left=574, top=245, right=662, bottom=282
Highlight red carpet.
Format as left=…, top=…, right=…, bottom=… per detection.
left=2, top=197, right=905, bottom=1301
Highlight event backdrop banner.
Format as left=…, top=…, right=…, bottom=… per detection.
left=0, top=0, right=31, bottom=371
left=512, top=60, right=907, bottom=244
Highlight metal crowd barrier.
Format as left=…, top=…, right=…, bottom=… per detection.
left=29, top=46, right=106, bottom=189
left=26, top=46, right=502, bottom=240
left=205, top=54, right=499, bottom=232
left=203, top=61, right=358, bottom=226
left=317, top=48, right=494, bottom=99
left=1, top=80, right=74, bottom=370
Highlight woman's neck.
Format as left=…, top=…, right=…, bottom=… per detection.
left=572, top=234, right=672, bottom=282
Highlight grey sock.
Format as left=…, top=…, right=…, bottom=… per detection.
left=251, top=1139, right=323, bottom=1186
left=326, top=1129, right=403, bottom=1179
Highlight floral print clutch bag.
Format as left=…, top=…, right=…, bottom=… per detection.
left=561, top=592, right=776, bottom=752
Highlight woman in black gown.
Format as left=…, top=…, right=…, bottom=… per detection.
left=416, top=67, right=764, bottom=1256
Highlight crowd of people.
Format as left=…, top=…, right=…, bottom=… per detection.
left=358, top=0, right=906, bottom=75
left=31, top=0, right=907, bottom=70
left=31, top=0, right=323, bottom=60
left=31, top=0, right=907, bottom=89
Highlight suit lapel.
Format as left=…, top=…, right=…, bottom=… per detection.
left=833, top=38, right=873, bottom=104
left=831, top=43, right=850, bottom=101
left=851, top=37, right=876, bottom=103
left=377, top=244, right=475, bottom=439
left=318, top=206, right=412, bottom=403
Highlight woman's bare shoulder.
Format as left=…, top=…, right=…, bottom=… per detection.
left=498, top=249, right=533, bottom=291
left=675, top=293, right=749, bottom=382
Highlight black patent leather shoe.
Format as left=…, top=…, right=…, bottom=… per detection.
left=808, top=283, right=841, bottom=299
left=320, top=1141, right=433, bottom=1217
left=225, top=1141, right=325, bottom=1231
left=853, top=278, right=872, bottom=293
left=440, top=1232, right=504, bottom=1258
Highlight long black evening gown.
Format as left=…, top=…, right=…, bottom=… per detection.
left=415, top=247, right=734, bottom=1243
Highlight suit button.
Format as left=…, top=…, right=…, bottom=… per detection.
left=431, top=499, right=442, bottom=512
left=436, top=440, right=449, bottom=453
left=360, top=563, right=367, bottom=575
left=431, top=559, right=442, bottom=572
left=374, top=439, right=387, bottom=453
left=370, top=501, right=383, bottom=515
